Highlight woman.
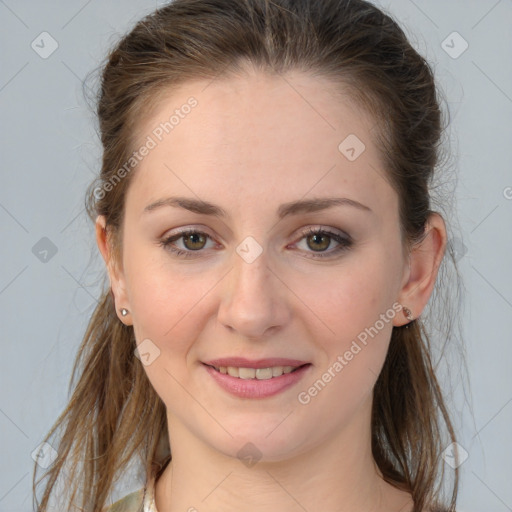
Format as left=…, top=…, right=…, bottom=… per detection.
left=33, top=0, right=462, bottom=510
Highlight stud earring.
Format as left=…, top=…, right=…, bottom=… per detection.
left=121, top=308, right=129, bottom=317
left=402, top=306, right=413, bottom=322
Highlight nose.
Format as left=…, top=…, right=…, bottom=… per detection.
left=217, top=248, right=291, bottom=340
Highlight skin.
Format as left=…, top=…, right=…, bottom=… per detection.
left=96, top=64, right=446, bottom=512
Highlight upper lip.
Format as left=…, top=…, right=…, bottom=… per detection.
left=203, top=357, right=310, bottom=369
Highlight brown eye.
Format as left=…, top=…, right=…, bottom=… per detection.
left=182, top=232, right=207, bottom=250
left=306, top=232, right=331, bottom=252
left=159, top=229, right=214, bottom=258
left=294, top=227, right=353, bottom=259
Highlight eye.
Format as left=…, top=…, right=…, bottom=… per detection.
left=159, top=229, right=216, bottom=258
left=293, top=227, right=353, bottom=259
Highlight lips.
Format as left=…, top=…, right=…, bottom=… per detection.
left=201, top=357, right=312, bottom=398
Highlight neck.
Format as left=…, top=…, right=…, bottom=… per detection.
left=154, top=398, right=413, bottom=512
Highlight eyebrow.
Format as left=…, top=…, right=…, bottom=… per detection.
left=142, top=196, right=372, bottom=219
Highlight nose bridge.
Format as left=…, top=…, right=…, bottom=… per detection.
left=233, top=249, right=270, bottom=297
left=217, top=246, right=289, bottom=338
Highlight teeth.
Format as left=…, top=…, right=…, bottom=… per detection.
left=214, top=365, right=299, bottom=379
left=239, top=367, right=255, bottom=379
left=227, top=366, right=239, bottom=377
left=272, top=366, right=284, bottom=377
left=256, top=368, right=272, bottom=379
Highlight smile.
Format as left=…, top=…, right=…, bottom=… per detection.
left=207, top=364, right=303, bottom=380
left=202, top=362, right=312, bottom=399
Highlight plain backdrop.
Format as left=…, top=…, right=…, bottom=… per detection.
left=0, top=1, right=511, bottom=510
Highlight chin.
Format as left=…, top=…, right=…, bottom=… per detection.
left=205, top=421, right=315, bottom=464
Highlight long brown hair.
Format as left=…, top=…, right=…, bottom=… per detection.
left=33, top=1, right=464, bottom=510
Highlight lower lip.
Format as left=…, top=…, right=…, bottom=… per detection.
left=203, top=363, right=311, bottom=399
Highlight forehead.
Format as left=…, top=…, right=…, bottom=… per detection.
left=126, top=68, right=395, bottom=218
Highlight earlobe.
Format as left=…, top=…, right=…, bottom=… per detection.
left=393, top=213, right=447, bottom=327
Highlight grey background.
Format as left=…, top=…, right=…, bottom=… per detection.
left=0, top=0, right=511, bottom=510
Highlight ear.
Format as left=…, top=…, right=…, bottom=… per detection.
left=95, top=215, right=132, bottom=325
left=393, top=212, right=447, bottom=327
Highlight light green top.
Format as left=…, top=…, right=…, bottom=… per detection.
left=103, top=472, right=158, bottom=511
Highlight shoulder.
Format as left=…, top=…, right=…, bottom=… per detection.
left=102, top=488, right=144, bottom=512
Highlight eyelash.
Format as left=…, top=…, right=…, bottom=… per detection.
left=159, top=227, right=353, bottom=260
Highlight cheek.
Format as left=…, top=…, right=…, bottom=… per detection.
left=294, top=264, right=396, bottom=428
left=290, top=248, right=401, bottom=411
left=123, top=248, right=194, bottom=346
left=293, top=251, right=397, bottom=346
left=126, top=259, right=217, bottom=406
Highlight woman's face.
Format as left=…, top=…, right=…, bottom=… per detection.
left=99, top=67, right=413, bottom=461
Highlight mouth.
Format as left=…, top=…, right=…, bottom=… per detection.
left=201, top=360, right=312, bottom=399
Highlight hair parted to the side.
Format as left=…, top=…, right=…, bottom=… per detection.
left=33, top=0, right=464, bottom=510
